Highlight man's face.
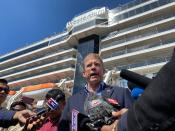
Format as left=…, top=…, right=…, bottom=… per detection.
left=83, top=56, right=104, bottom=85
left=0, top=85, right=9, bottom=105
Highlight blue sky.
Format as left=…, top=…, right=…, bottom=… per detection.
left=0, top=0, right=132, bottom=55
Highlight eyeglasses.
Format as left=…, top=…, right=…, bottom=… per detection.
left=0, top=87, right=9, bottom=94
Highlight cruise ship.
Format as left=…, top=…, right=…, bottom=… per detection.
left=0, top=0, right=175, bottom=102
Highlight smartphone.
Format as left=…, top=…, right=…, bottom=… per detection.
left=36, top=108, right=47, bottom=116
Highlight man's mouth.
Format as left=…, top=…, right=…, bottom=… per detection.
left=90, top=72, right=98, bottom=77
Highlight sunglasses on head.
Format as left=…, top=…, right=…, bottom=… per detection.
left=0, top=87, right=9, bottom=94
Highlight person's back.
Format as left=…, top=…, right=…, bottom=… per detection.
left=101, top=49, right=175, bottom=131
left=127, top=48, right=175, bottom=131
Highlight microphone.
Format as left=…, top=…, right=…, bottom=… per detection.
left=83, top=93, right=121, bottom=130
left=71, top=109, right=90, bottom=131
left=23, top=97, right=60, bottom=131
left=131, top=87, right=144, bottom=100
left=120, top=69, right=152, bottom=89
left=26, top=97, right=59, bottom=122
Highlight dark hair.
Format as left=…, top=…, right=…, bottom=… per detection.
left=10, top=101, right=27, bottom=111
left=46, top=89, right=65, bottom=103
left=0, top=79, right=9, bottom=93
left=0, top=79, right=8, bottom=85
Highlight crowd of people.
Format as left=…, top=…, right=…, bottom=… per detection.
left=0, top=50, right=175, bottom=131
left=0, top=78, right=66, bottom=131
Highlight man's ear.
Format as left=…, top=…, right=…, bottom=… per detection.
left=104, top=68, right=106, bottom=73
left=82, top=71, right=86, bottom=78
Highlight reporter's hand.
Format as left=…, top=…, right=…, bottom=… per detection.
left=101, top=120, right=118, bottom=131
left=112, top=108, right=128, bottom=118
left=101, top=108, right=128, bottom=131
left=13, top=109, right=36, bottom=124
left=26, top=113, right=48, bottom=130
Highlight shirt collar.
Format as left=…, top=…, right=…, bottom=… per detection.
left=84, top=81, right=105, bottom=95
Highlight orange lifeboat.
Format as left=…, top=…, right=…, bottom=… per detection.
left=8, top=83, right=57, bottom=98
left=23, top=83, right=56, bottom=92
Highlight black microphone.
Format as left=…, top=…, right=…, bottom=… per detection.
left=120, top=69, right=152, bottom=89
left=26, top=97, right=59, bottom=123
left=71, top=109, right=90, bottom=131
left=83, top=93, right=120, bottom=131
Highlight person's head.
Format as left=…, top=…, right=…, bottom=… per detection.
left=82, top=53, right=105, bottom=88
left=10, top=101, right=27, bottom=111
left=45, top=89, right=65, bottom=120
left=0, top=79, right=9, bottom=105
left=21, top=96, right=35, bottom=111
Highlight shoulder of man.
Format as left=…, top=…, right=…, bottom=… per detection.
left=104, top=84, right=129, bottom=93
left=65, top=89, right=87, bottom=112
left=67, top=89, right=85, bottom=101
left=102, top=84, right=125, bottom=98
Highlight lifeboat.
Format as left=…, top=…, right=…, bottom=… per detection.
left=7, top=83, right=57, bottom=98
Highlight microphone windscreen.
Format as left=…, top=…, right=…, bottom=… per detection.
left=131, top=87, right=144, bottom=99
left=84, top=93, right=114, bottom=121
left=120, top=69, right=152, bottom=89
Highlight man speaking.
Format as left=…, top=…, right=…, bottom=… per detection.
left=59, top=53, right=134, bottom=131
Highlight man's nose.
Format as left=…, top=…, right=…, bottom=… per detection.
left=91, top=64, right=96, bottom=70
